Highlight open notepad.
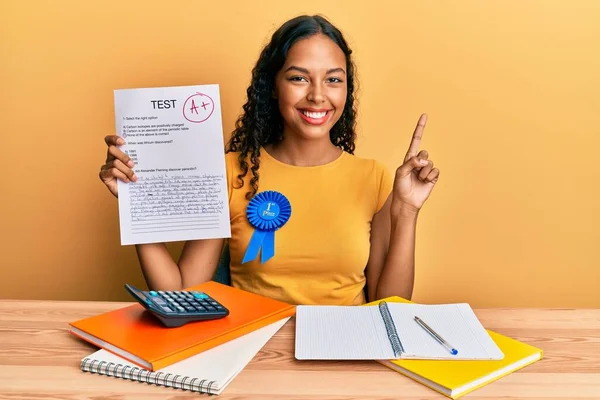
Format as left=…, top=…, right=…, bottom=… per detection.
left=295, top=302, right=504, bottom=361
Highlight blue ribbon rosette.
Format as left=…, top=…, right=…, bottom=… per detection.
left=242, top=190, right=291, bottom=264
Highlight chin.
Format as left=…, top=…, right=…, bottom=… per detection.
left=295, top=124, right=333, bottom=141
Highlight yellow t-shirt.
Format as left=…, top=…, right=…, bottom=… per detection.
left=225, top=148, right=393, bottom=305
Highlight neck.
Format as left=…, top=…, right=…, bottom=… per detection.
left=264, top=134, right=342, bottom=167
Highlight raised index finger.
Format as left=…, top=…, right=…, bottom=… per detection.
left=404, top=114, right=428, bottom=163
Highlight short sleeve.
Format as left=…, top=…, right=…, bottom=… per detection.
left=374, top=160, right=394, bottom=213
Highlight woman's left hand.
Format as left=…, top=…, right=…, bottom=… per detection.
left=392, top=114, right=439, bottom=215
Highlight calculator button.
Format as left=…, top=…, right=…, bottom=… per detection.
left=193, top=293, right=209, bottom=299
left=185, top=306, right=196, bottom=312
left=153, top=298, right=167, bottom=305
left=149, top=291, right=158, bottom=296
left=176, top=306, right=185, bottom=312
left=161, top=306, right=173, bottom=313
left=194, top=304, right=206, bottom=311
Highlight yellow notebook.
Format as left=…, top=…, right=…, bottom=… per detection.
left=367, top=297, right=543, bottom=399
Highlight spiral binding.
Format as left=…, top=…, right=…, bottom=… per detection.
left=80, top=358, right=217, bottom=394
left=378, top=301, right=404, bottom=358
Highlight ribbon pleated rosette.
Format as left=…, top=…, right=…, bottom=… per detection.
left=242, top=190, right=291, bottom=264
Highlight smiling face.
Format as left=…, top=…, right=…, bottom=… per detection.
left=274, top=34, right=348, bottom=142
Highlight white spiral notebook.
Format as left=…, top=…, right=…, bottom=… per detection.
left=81, top=317, right=289, bottom=395
left=295, top=302, right=504, bottom=361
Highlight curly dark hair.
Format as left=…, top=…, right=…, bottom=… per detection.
left=225, top=15, right=358, bottom=199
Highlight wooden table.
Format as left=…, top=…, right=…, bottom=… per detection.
left=0, top=300, right=599, bottom=399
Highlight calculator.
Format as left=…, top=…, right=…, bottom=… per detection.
left=124, top=284, right=230, bottom=328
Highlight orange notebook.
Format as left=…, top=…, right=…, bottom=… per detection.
left=69, top=281, right=295, bottom=371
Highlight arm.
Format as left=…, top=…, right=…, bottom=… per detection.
left=365, top=196, right=416, bottom=301
left=366, top=113, right=440, bottom=302
left=135, top=238, right=224, bottom=291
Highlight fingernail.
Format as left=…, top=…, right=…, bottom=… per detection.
left=127, top=160, right=134, bottom=167
left=132, top=174, right=137, bottom=182
left=118, top=139, right=125, bottom=145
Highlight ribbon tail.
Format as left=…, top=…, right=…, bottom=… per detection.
left=242, top=230, right=267, bottom=264
left=260, top=231, right=275, bottom=264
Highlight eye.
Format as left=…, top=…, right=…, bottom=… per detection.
left=289, top=76, right=308, bottom=82
left=327, top=77, right=344, bottom=83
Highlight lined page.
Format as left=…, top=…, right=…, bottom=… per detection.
left=295, top=305, right=394, bottom=360
left=387, top=303, right=504, bottom=360
left=115, top=85, right=231, bottom=245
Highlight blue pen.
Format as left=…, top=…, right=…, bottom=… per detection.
left=414, top=316, right=459, bottom=355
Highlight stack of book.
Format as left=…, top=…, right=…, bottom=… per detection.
left=371, top=297, right=544, bottom=399
left=295, top=296, right=543, bottom=399
left=69, top=281, right=296, bottom=395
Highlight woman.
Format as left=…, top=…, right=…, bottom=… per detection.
left=99, top=15, right=439, bottom=305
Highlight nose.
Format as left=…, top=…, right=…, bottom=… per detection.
left=307, top=81, right=325, bottom=104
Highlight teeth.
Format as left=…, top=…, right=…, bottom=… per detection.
left=302, top=110, right=327, bottom=119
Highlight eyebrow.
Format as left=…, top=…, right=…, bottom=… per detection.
left=284, top=66, right=346, bottom=75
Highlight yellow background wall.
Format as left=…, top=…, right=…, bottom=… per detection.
left=1, top=0, right=598, bottom=307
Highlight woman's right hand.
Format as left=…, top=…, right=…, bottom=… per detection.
left=99, top=135, right=137, bottom=197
